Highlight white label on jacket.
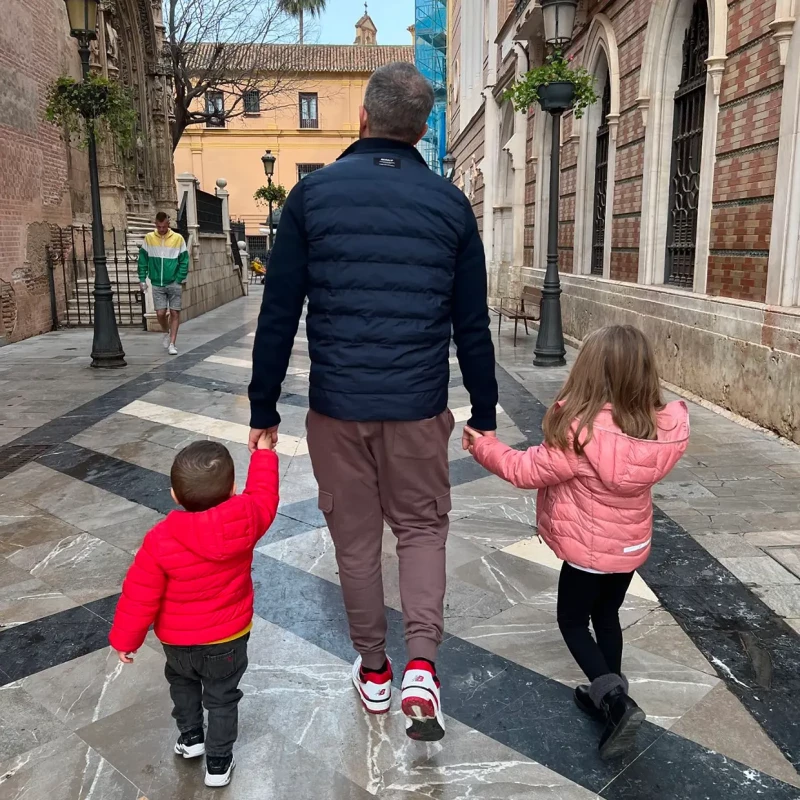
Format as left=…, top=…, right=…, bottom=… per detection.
left=623, top=538, right=652, bottom=554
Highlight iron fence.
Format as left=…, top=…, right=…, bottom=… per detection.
left=196, top=189, right=224, bottom=234
left=48, top=226, right=147, bottom=329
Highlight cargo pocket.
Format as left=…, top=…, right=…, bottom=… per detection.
left=435, top=493, right=452, bottom=518
left=204, top=649, right=237, bottom=680
left=318, top=491, right=334, bottom=515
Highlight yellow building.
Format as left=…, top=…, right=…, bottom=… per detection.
left=174, top=14, right=413, bottom=255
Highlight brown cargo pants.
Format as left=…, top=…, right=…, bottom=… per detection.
left=306, top=408, right=455, bottom=669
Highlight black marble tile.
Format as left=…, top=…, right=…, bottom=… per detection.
left=260, top=513, right=318, bottom=544
left=0, top=444, right=52, bottom=479
left=84, top=592, right=122, bottom=625
left=38, top=443, right=175, bottom=515
left=602, top=729, right=800, bottom=799
left=0, top=602, right=111, bottom=684
left=450, top=455, right=491, bottom=486
left=170, top=372, right=311, bottom=410
left=277, top=496, right=327, bottom=528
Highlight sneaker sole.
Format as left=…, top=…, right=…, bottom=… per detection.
left=599, top=707, right=646, bottom=760
left=174, top=742, right=205, bottom=759
left=401, top=696, right=445, bottom=742
left=205, top=757, right=235, bottom=787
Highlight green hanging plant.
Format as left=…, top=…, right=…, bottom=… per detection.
left=504, top=51, right=598, bottom=119
left=254, top=183, right=288, bottom=208
left=45, top=74, right=137, bottom=150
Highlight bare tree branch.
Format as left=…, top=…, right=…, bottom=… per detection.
left=166, top=0, right=308, bottom=150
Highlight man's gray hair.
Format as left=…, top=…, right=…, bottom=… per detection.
left=364, top=62, right=435, bottom=143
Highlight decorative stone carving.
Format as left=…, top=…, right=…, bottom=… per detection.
left=106, top=19, right=119, bottom=73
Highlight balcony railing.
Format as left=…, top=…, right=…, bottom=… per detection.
left=515, top=0, right=532, bottom=18
left=300, top=117, right=319, bottom=129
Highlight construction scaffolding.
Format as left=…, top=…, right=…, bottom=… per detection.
left=415, top=0, right=447, bottom=174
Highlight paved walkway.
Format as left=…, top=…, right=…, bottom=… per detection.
left=0, top=292, right=798, bottom=799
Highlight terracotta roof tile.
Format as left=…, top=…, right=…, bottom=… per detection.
left=192, top=43, right=414, bottom=74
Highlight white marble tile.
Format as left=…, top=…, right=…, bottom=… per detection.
left=118, top=399, right=308, bottom=457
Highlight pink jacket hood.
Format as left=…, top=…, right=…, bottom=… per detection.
left=581, top=402, right=690, bottom=495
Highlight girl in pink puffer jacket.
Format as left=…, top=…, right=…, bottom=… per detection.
left=465, top=325, right=689, bottom=760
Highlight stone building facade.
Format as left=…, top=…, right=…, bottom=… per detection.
left=448, top=0, right=800, bottom=443
left=0, top=0, right=175, bottom=344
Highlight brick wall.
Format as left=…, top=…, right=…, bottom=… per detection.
left=707, top=0, right=779, bottom=302
left=0, top=0, right=89, bottom=343
left=521, top=0, right=784, bottom=298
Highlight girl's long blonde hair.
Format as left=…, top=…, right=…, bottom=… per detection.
left=543, top=325, right=664, bottom=455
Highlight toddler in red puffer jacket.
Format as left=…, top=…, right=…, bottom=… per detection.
left=109, top=435, right=279, bottom=788
left=465, top=325, right=689, bottom=761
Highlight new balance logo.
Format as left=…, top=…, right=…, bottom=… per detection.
left=415, top=676, right=425, bottom=682
left=377, top=689, right=387, bottom=696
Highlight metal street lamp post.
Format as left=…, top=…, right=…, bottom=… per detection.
left=64, top=0, right=126, bottom=368
left=533, top=0, right=578, bottom=368
left=261, top=150, right=277, bottom=252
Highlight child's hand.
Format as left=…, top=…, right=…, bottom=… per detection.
left=257, top=430, right=276, bottom=451
left=462, top=426, right=485, bottom=454
left=117, top=650, right=136, bottom=664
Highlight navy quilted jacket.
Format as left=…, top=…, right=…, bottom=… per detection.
left=249, top=138, right=498, bottom=429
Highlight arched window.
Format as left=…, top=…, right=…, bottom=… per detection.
left=665, top=0, right=710, bottom=287
left=591, top=81, right=612, bottom=276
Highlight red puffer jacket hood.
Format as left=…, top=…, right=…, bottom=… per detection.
left=109, top=450, right=279, bottom=653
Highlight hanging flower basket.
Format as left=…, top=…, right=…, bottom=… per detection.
left=254, top=183, right=287, bottom=209
left=504, top=52, right=598, bottom=118
left=45, top=74, right=136, bottom=150
left=536, top=81, right=577, bottom=113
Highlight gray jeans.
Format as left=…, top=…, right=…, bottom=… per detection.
left=162, top=633, right=249, bottom=757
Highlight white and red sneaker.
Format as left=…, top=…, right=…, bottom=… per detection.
left=352, top=657, right=393, bottom=714
left=401, top=659, right=445, bottom=741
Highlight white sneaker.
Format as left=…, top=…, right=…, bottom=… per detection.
left=401, top=659, right=445, bottom=741
left=162, top=333, right=170, bottom=349
left=205, top=755, right=235, bottom=787
left=168, top=343, right=178, bottom=355
left=352, top=656, right=393, bottom=714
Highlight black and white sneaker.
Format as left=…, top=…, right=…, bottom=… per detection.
left=174, top=728, right=205, bottom=759
left=205, top=754, right=235, bottom=788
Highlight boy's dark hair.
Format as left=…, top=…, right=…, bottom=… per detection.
left=155, top=211, right=169, bottom=223
left=171, top=441, right=235, bottom=512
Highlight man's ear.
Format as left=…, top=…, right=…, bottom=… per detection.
left=412, top=123, right=428, bottom=146
left=170, top=487, right=180, bottom=506
left=359, top=105, right=369, bottom=137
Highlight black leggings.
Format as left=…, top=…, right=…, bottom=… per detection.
left=556, top=562, right=635, bottom=682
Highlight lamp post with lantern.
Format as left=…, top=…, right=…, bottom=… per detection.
left=64, top=0, right=126, bottom=368
left=261, top=150, right=277, bottom=252
left=533, top=0, right=578, bottom=368
left=442, top=151, right=456, bottom=183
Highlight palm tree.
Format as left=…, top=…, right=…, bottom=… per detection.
left=280, top=0, right=327, bottom=45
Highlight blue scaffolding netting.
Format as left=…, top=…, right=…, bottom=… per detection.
left=415, top=0, right=447, bottom=174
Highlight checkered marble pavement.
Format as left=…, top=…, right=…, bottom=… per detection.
left=0, top=292, right=798, bottom=799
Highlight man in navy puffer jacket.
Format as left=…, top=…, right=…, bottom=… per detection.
left=249, top=62, right=498, bottom=742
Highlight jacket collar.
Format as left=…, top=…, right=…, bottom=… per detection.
left=338, top=137, right=428, bottom=167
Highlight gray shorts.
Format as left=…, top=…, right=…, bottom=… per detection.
left=152, top=282, right=183, bottom=311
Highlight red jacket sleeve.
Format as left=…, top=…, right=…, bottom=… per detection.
left=241, top=449, right=280, bottom=546
left=473, top=436, right=579, bottom=490
left=109, top=531, right=166, bottom=653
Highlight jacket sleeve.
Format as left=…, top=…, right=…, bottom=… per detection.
left=249, top=181, right=309, bottom=429
left=452, top=197, right=499, bottom=431
left=473, top=436, right=579, bottom=489
left=137, top=242, right=148, bottom=283
left=109, top=531, right=166, bottom=653
left=241, top=449, right=280, bottom=545
left=176, top=237, right=190, bottom=283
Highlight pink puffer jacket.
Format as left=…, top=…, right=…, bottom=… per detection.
left=473, top=401, right=689, bottom=573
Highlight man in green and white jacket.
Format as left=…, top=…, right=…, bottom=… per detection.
left=138, top=212, right=190, bottom=355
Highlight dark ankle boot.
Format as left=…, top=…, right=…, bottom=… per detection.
left=573, top=685, right=604, bottom=720
left=598, top=686, right=646, bottom=760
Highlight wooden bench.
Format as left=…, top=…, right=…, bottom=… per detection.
left=492, top=285, right=542, bottom=346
